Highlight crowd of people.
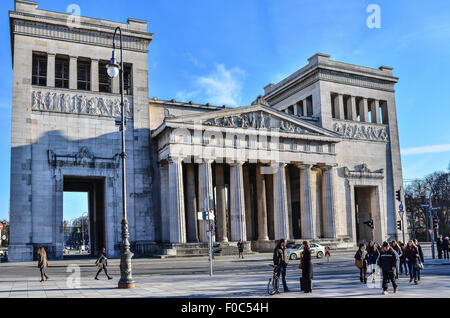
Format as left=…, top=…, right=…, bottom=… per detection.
left=437, top=236, right=450, bottom=260
left=354, top=239, right=424, bottom=295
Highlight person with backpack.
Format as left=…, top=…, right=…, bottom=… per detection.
left=237, top=240, right=244, bottom=259
left=391, top=241, right=402, bottom=280
left=378, top=242, right=398, bottom=295
left=404, top=240, right=419, bottom=284
left=272, top=238, right=290, bottom=294
left=95, top=247, right=113, bottom=280
left=414, top=239, right=424, bottom=281
left=354, top=243, right=368, bottom=284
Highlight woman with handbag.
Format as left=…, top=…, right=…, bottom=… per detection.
left=38, top=246, right=49, bottom=282
left=404, top=241, right=419, bottom=285
left=95, top=247, right=113, bottom=280
left=414, top=239, right=424, bottom=281
left=366, top=241, right=379, bottom=281
left=299, top=241, right=313, bottom=293
left=354, top=244, right=367, bottom=284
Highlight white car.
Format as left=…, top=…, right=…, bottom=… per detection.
left=287, top=243, right=326, bottom=260
left=0, top=250, right=4, bottom=256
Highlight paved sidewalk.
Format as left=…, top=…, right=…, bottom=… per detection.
left=0, top=248, right=449, bottom=298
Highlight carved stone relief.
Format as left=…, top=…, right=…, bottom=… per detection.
left=334, top=122, right=389, bottom=142
left=32, top=89, right=133, bottom=118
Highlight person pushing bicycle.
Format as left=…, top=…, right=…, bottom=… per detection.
left=272, top=238, right=291, bottom=294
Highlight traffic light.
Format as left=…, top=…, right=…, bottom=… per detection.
left=433, top=216, right=439, bottom=230
left=364, top=218, right=374, bottom=230
left=397, top=220, right=402, bottom=231
left=395, top=189, right=402, bottom=202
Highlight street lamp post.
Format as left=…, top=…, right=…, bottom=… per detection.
left=107, top=26, right=135, bottom=289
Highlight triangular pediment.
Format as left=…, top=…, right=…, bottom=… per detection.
left=167, top=104, right=338, bottom=137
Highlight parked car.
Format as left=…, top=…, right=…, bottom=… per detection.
left=287, top=243, right=325, bottom=260
left=0, top=250, right=4, bottom=256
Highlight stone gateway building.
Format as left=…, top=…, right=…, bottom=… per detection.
left=9, top=1, right=406, bottom=262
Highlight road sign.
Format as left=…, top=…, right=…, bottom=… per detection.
left=197, top=211, right=215, bottom=221
left=428, top=229, right=434, bottom=235
left=420, top=204, right=430, bottom=208
left=0, top=224, right=3, bottom=230
left=1, top=236, right=5, bottom=241
left=431, top=207, right=442, bottom=211
left=399, top=203, right=404, bottom=212
left=398, top=211, right=404, bottom=219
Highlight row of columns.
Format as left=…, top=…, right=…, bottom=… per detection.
left=45, top=54, right=120, bottom=93
left=162, top=159, right=338, bottom=244
left=332, top=94, right=386, bottom=124
left=283, top=97, right=313, bottom=117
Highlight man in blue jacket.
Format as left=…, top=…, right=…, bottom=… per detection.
left=378, top=242, right=398, bottom=295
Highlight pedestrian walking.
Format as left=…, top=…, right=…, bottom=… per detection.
left=272, top=238, right=290, bottom=293
left=325, top=246, right=331, bottom=262
left=299, top=241, right=313, bottom=293
left=443, top=237, right=450, bottom=260
left=237, top=240, right=244, bottom=259
left=391, top=241, right=402, bottom=280
left=95, top=247, right=113, bottom=280
left=399, top=242, right=408, bottom=276
left=414, top=239, right=424, bottom=281
left=404, top=240, right=419, bottom=284
left=366, top=241, right=380, bottom=281
left=378, top=242, right=398, bottom=295
left=38, top=246, right=49, bottom=282
left=437, top=235, right=443, bottom=259
left=354, top=243, right=367, bottom=284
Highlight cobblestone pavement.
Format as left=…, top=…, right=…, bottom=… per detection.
left=0, top=245, right=449, bottom=298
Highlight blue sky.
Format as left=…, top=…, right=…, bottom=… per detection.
left=0, top=0, right=449, bottom=220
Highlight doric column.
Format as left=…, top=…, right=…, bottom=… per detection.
left=185, top=163, right=199, bottom=243
left=198, top=160, right=214, bottom=243
left=371, top=100, right=381, bottom=124
left=293, top=104, right=298, bottom=116
left=230, top=162, right=246, bottom=242
left=47, top=53, right=56, bottom=87
left=273, top=163, right=290, bottom=240
left=69, top=56, right=77, bottom=90
left=359, top=98, right=369, bottom=122
left=321, top=166, right=337, bottom=238
left=168, top=157, right=187, bottom=243
left=215, top=164, right=228, bottom=242
left=91, top=58, right=99, bottom=92
left=348, top=96, right=357, bottom=121
left=256, top=164, right=269, bottom=241
left=243, top=165, right=253, bottom=241
left=299, top=164, right=315, bottom=239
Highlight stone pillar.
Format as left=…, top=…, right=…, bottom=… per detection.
left=256, top=164, right=269, bottom=241
left=185, top=163, right=199, bottom=243
left=91, top=58, right=99, bottom=92
left=198, top=160, right=214, bottom=243
left=215, top=164, right=228, bottom=242
left=285, top=166, right=294, bottom=239
left=336, top=94, right=345, bottom=119
left=359, top=98, right=369, bottom=122
left=321, top=166, right=337, bottom=238
left=293, top=104, right=298, bottom=116
left=299, top=164, right=315, bottom=239
left=349, top=96, right=357, bottom=121
left=168, top=157, right=187, bottom=243
left=230, top=162, right=246, bottom=241
left=302, top=98, right=308, bottom=117
left=47, top=53, right=56, bottom=87
left=69, top=56, right=77, bottom=90
left=243, top=165, right=253, bottom=241
left=371, top=100, right=381, bottom=124
left=159, top=161, right=170, bottom=242
left=273, top=163, right=290, bottom=240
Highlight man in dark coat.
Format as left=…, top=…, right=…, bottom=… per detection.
left=437, top=235, right=443, bottom=259
left=272, top=239, right=290, bottom=293
left=443, top=237, right=450, bottom=260
left=378, top=242, right=398, bottom=295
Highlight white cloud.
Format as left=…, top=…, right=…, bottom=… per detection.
left=176, top=64, right=246, bottom=107
left=401, top=144, right=450, bottom=156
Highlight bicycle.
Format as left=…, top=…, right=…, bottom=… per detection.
left=267, top=264, right=280, bottom=296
